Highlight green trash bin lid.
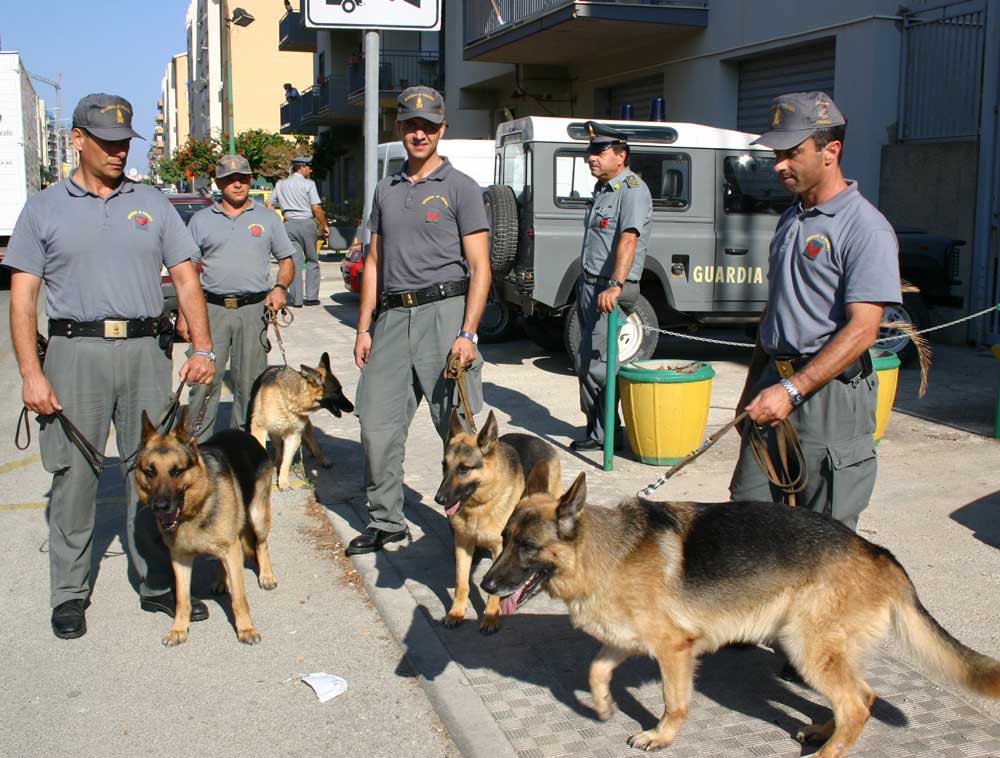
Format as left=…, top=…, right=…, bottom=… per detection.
left=870, top=350, right=901, bottom=371
left=618, top=360, right=715, bottom=384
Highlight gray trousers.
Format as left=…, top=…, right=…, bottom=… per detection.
left=187, top=301, right=268, bottom=442
left=572, top=278, right=639, bottom=444
left=38, top=336, right=174, bottom=607
left=356, top=296, right=483, bottom=532
left=729, top=364, right=879, bottom=531
left=284, top=218, right=319, bottom=305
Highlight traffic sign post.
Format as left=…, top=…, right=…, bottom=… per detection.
left=304, top=0, right=441, bottom=30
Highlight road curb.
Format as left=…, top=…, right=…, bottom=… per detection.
left=322, top=504, right=517, bottom=758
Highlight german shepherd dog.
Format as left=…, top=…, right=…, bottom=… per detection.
left=434, top=409, right=561, bottom=634
left=248, top=352, right=354, bottom=489
left=482, top=470, right=1000, bottom=757
left=136, top=406, right=277, bottom=647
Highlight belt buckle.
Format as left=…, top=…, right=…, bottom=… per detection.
left=402, top=291, right=417, bottom=307
left=103, top=320, right=128, bottom=339
left=775, top=359, right=795, bottom=379
left=224, top=296, right=239, bottom=309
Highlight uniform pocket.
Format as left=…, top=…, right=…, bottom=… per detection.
left=827, top=435, right=877, bottom=525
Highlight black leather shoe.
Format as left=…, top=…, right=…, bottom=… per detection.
left=570, top=438, right=624, bottom=452
left=344, top=526, right=407, bottom=556
left=303, top=299, right=321, bottom=306
left=51, top=599, right=87, bottom=639
left=141, top=592, right=209, bottom=622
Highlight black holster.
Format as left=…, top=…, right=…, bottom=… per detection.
left=158, top=314, right=176, bottom=359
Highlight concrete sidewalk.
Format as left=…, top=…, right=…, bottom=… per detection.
left=297, top=267, right=1000, bottom=758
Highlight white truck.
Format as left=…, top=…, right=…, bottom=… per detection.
left=0, top=51, right=42, bottom=275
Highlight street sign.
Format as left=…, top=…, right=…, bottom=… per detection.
left=304, top=0, right=441, bottom=31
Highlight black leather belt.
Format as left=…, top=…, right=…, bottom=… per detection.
left=48, top=317, right=163, bottom=339
left=772, top=352, right=873, bottom=383
left=204, top=290, right=269, bottom=309
left=382, top=279, right=468, bottom=309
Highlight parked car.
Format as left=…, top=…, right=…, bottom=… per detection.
left=162, top=194, right=213, bottom=330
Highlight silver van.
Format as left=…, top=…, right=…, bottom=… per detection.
left=484, top=117, right=793, bottom=360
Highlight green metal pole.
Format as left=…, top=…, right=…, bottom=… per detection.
left=226, top=21, right=236, bottom=155
left=603, top=306, right=620, bottom=471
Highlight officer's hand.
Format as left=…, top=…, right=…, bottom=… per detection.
left=265, top=287, right=286, bottom=312
left=180, top=354, right=215, bottom=385
left=597, top=285, right=622, bottom=314
left=744, top=384, right=793, bottom=426
left=175, top=313, right=190, bottom=342
left=450, top=337, right=477, bottom=367
left=322, top=225, right=331, bottom=239
left=354, top=331, right=372, bottom=369
left=23, top=371, right=61, bottom=416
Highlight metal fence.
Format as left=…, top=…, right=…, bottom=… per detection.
left=464, top=0, right=707, bottom=45
left=898, top=0, right=986, bottom=141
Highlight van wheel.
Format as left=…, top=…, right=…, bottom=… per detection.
left=483, top=185, right=519, bottom=275
left=522, top=314, right=566, bottom=352
left=564, top=293, right=659, bottom=364
left=479, top=299, right=520, bottom=343
left=877, top=293, right=929, bottom=366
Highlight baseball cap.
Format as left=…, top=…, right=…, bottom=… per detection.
left=72, top=94, right=144, bottom=141
left=396, top=86, right=445, bottom=124
left=215, top=153, right=252, bottom=179
left=750, top=91, right=846, bottom=151
left=585, top=121, right=628, bottom=153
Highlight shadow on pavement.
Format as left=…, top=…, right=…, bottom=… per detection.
left=951, top=490, right=1000, bottom=549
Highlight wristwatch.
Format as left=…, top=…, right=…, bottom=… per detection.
left=272, top=283, right=288, bottom=293
left=458, top=329, right=479, bottom=345
left=191, top=349, right=217, bottom=363
left=607, top=278, right=624, bottom=288
left=780, top=378, right=804, bottom=407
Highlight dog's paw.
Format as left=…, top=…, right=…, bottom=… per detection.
left=162, top=628, right=188, bottom=647
left=259, top=574, right=278, bottom=591
left=277, top=479, right=292, bottom=491
left=237, top=627, right=262, bottom=645
left=795, top=720, right=834, bottom=745
left=479, top=616, right=500, bottom=635
left=627, top=730, right=671, bottom=752
left=442, top=612, right=465, bottom=629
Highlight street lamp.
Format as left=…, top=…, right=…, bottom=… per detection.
left=225, top=4, right=255, bottom=154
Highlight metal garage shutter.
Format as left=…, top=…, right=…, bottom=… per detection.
left=603, top=74, right=665, bottom=121
left=738, top=40, right=836, bottom=134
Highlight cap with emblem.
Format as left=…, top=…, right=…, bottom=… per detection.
left=72, top=93, right=144, bottom=141
left=396, top=85, right=445, bottom=125
left=291, top=155, right=313, bottom=166
left=750, top=91, right=846, bottom=151
left=215, top=153, right=252, bottom=179
left=585, top=121, right=628, bottom=154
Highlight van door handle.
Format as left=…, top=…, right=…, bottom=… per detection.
left=725, top=247, right=748, bottom=256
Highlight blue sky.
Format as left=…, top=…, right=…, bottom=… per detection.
left=2, top=0, right=192, bottom=175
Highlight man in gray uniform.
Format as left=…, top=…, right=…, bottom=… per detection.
left=4, top=94, right=216, bottom=639
left=183, top=154, right=296, bottom=441
left=730, top=92, right=902, bottom=531
left=270, top=156, right=329, bottom=307
left=571, top=122, right=653, bottom=452
left=348, top=86, right=490, bottom=555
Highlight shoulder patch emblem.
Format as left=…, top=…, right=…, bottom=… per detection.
left=248, top=223, right=264, bottom=237
left=804, top=233, right=832, bottom=258
left=128, top=210, right=153, bottom=227
left=624, top=175, right=640, bottom=188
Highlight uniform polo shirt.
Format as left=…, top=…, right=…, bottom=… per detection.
left=581, top=168, right=652, bottom=282
left=3, top=175, right=196, bottom=321
left=271, top=172, right=321, bottom=220
left=367, top=157, right=489, bottom=292
left=760, top=181, right=901, bottom=356
left=188, top=200, right=295, bottom=294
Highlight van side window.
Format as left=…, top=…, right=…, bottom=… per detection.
left=555, top=150, right=690, bottom=209
left=501, top=142, right=530, bottom=203
left=723, top=155, right=794, bottom=214
left=387, top=158, right=405, bottom=176
left=555, top=152, right=594, bottom=204
left=377, top=159, right=385, bottom=179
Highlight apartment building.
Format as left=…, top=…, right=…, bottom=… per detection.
left=160, top=53, right=190, bottom=157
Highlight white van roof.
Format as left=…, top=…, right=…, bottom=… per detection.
left=378, top=139, right=495, bottom=187
left=495, top=117, right=773, bottom=152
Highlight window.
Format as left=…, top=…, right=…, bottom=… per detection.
left=501, top=141, right=530, bottom=203
left=723, top=155, right=794, bottom=215
left=387, top=157, right=405, bottom=176
left=554, top=150, right=691, bottom=209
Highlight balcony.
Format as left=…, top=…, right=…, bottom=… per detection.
left=281, top=78, right=362, bottom=134
left=155, top=112, right=164, bottom=123
left=464, top=0, right=709, bottom=64
left=347, top=50, right=443, bottom=106
left=278, top=10, right=316, bottom=53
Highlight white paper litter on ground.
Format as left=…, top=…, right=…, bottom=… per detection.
left=289, top=673, right=348, bottom=703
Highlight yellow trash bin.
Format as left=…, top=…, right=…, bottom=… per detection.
left=871, top=350, right=901, bottom=443
left=618, top=361, right=715, bottom=465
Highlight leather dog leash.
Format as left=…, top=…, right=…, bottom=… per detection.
left=261, top=305, right=294, bottom=367
left=444, top=352, right=477, bottom=435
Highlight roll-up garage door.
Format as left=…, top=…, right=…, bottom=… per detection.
left=603, top=74, right=665, bottom=121
left=738, top=40, right=836, bottom=135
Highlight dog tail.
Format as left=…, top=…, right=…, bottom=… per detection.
left=891, top=566, right=1000, bottom=698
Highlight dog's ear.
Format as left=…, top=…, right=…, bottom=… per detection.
left=523, top=460, right=552, bottom=496
left=477, top=410, right=498, bottom=455
left=174, top=405, right=193, bottom=444
left=448, top=408, right=464, bottom=439
left=556, top=472, right=586, bottom=540
left=141, top=410, right=157, bottom=443
left=319, top=352, right=332, bottom=376
left=300, top=365, right=323, bottom=385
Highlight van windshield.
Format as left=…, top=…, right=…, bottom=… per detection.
left=723, top=155, right=793, bottom=215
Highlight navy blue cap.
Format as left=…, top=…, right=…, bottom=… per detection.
left=750, top=91, right=846, bottom=150
left=72, top=93, right=144, bottom=141
left=585, top=121, right=628, bottom=153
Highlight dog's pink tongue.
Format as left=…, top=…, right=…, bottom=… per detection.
left=445, top=501, right=462, bottom=516
left=500, top=585, right=525, bottom=616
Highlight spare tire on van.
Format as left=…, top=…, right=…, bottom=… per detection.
left=483, top=185, right=519, bottom=275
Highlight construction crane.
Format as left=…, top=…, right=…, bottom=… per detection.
left=26, top=70, right=64, bottom=178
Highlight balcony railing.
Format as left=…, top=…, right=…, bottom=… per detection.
left=278, top=10, right=316, bottom=53
left=280, top=78, right=361, bottom=134
left=348, top=50, right=443, bottom=100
